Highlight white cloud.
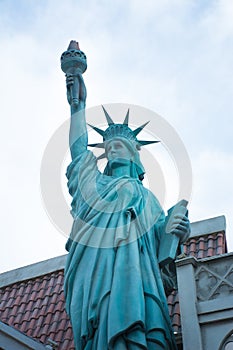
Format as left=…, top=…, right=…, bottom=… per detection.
left=200, top=0, right=233, bottom=42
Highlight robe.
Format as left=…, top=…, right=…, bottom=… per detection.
left=64, top=150, right=177, bottom=349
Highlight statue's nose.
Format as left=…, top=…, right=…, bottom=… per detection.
left=110, top=146, right=116, bottom=153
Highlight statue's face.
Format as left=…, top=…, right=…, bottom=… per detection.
left=105, top=139, right=132, bottom=161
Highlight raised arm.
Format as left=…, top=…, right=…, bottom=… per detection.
left=66, top=73, right=88, bottom=159
left=61, top=41, right=88, bottom=160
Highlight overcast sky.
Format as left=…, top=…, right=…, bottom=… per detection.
left=1, top=0, right=233, bottom=273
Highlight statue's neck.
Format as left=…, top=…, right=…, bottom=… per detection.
left=108, top=159, right=131, bottom=178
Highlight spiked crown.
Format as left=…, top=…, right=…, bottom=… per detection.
left=88, top=106, right=159, bottom=159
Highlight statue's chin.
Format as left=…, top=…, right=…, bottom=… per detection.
left=108, top=158, right=131, bottom=169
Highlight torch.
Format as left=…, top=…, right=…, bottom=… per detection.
left=60, top=41, right=87, bottom=106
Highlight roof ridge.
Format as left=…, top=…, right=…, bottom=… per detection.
left=0, top=255, right=67, bottom=289
left=190, top=215, right=226, bottom=238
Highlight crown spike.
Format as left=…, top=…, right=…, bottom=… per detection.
left=88, top=142, right=105, bottom=148
left=87, top=123, right=105, bottom=136
left=97, top=152, right=107, bottom=160
left=138, top=140, right=160, bottom=146
left=133, top=121, right=150, bottom=136
left=102, top=105, right=115, bottom=125
left=123, top=109, right=129, bottom=125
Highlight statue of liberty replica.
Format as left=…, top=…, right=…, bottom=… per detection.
left=61, top=41, right=190, bottom=350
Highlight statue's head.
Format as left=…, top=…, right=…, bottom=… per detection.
left=88, top=106, right=159, bottom=181
left=104, top=136, right=145, bottom=180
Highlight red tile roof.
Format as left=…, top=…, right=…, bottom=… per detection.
left=0, top=270, right=73, bottom=349
left=0, top=228, right=226, bottom=349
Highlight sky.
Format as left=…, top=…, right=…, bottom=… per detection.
left=0, top=0, right=233, bottom=273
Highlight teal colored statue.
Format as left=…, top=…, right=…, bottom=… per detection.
left=62, top=41, right=190, bottom=350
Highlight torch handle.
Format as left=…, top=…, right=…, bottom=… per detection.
left=66, top=71, right=82, bottom=107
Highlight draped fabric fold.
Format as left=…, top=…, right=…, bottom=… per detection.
left=64, top=150, right=177, bottom=349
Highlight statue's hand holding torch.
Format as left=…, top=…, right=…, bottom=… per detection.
left=66, top=73, right=86, bottom=107
left=61, top=41, right=87, bottom=108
